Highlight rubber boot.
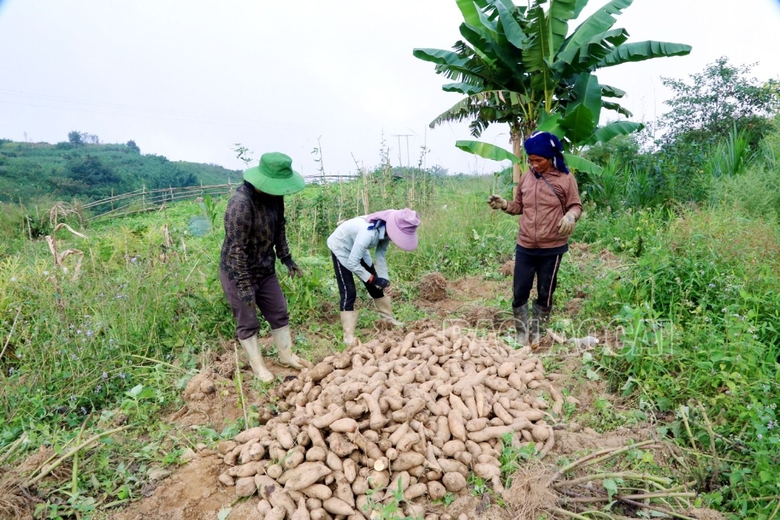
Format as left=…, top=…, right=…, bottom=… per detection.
left=512, top=303, right=530, bottom=346
left=238, top=334, right=274, bottom=383
left=272, top=325, right=303, bottom=370
left=531, top=301, right=552, bottom=348
left=340, top=310, right=359, bottom=346
left=374, top=296, right=403, bottom=326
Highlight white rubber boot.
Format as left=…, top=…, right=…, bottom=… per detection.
left=272, top=325, right=303, bottom=370
left=238, top=334, right=274, bottom=383
left=374, top=296, right=403, bottom=326
left=340, top=310, right=359, bottom=346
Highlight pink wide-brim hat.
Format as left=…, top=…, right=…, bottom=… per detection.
left=365, top=208, right=421, bottom=251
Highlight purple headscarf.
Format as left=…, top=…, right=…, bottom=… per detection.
left=524, top=131, right=569, bottom=174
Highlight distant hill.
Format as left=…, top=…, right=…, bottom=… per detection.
left=0, top=137, right=241, bottom=203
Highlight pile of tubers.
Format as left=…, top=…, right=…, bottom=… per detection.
left=217, top=326, right=567, bottom=520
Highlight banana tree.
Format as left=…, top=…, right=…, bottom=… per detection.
left=413, top=0, right=691, bottom=179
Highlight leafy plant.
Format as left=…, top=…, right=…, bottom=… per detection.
left=364, top=480, right=421, bottom=520
left=497, top=433, right=536, bottom=487
left=414, top=0, right=691, bottom=177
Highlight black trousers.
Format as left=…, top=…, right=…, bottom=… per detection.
left=331, top=253, right=384, bottom=311
left=512, top=246, right=563, bottom=311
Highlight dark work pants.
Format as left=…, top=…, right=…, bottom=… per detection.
left=512, top=246, right=563, bottom=311
left=219, top=269, right=289, bottom=340
left=331, top=253, right=384, bottom=311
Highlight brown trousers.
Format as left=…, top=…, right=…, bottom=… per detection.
left=219, top=270, right=289, bottom=340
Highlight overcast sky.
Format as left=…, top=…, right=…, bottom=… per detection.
left=1, top=0, right=779, bottom=179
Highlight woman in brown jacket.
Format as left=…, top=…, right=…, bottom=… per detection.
left=488, top=132, right=582, bottom=347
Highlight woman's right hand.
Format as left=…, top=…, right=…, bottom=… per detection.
left=488, top=194, right=507, bottom=210
left=369, top=275, right=390, bottom=289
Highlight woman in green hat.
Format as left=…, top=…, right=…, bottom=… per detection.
left=219, top=152, right=307, bottom=382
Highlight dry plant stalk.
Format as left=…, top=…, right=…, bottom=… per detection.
left=548, top=441, right=699, bottom=520
left=0, top=308, right=21, bottom=377
left=45, top=223, right=88, bottom=280
left=48, top=201, right=84, bottom=227
left=0, top=479, right=32, bottom=520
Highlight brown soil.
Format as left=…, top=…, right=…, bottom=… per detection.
left=109, top=451, right=259, bottom=520
left=418, top=272, right=448, bottom=302
left=498, top=260, right=514, bottom=277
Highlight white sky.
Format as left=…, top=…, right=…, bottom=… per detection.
left=1, top=0, right=779, bottom=179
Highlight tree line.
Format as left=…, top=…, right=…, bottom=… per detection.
left=0, top=134, right=241, bottom=203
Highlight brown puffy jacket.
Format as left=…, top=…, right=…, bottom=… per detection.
left=504, top=168, right=582, bottom=249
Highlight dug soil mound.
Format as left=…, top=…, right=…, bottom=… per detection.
left=418, top=272, right=448, bottom=302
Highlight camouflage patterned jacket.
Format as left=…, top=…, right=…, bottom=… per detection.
left=219, top=182, right=291, bottom=303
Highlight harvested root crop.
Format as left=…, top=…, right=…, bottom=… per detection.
left=218, top=326, right=566, bottom=519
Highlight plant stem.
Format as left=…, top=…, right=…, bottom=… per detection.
left=768, top=498, right=780, bottom=520
left=0, top=432, right=27, bottom=465
left=549, top=506, right=609, bottom=519
left=25, top=425, right=131, bottom=487
left=552, top=440, right=656, bottom=480
left=0, top=308, right=21, bottom=375
left=129, top=354, right=189, bottom=372
left=101, top=498, right=131, bottom=509
left=72, top=417, right=90, bottom=497
left=696, top=400, right=720, bottom=487
left=620, top=491, right=695, bottom=500
left=234, top=343, right=249, bottom=429
left=564, top=491, right=695, bottom=503
left=553, top=472, right=671, bottom=489
left=618, top=496, right=696, bottom=520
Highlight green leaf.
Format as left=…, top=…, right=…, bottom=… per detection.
left=217, top=507, right=232, bottom=520
left=537, top=112, right=564, bottom=138
left=493, top=0, right=527, bottom=49
left=561, top=0, right=633, bottom=59
left=572, top=0, right=589, bottom=19
left=603, top=478, right=619, bottom=500
left=460, top=23, right=519, bottom=74
left=602, top=100, right=633, bottom=118
left=442, top=82, right=484, bottom=95
left=412, top=48, right=470, bottom=68
left=598, top=40, right=692, bottom=67
left=563, top=153, right=603, bottom=174
left=572, top=73, right=603, bottom=123
left=600, top=84, right=626, bottom=98
left=589, top=120, right=644, bottom=145
left=456, top=0, right=483, bottom=27
left=586, top=368, right=601, bottom=380
left=127, top=384, right=144, bottom=398
left=560, top=103, right=596, bottom=144
left=455, top=140, right=521, bottom=163
left=548, top=0, right=579, bottom=51
left=556, top=28, right=629, bottom=73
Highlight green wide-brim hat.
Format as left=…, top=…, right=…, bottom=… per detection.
left=243, top=152, right=306, bottom=196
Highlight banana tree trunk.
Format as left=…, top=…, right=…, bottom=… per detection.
left=511, top=127, right=523, bottom=197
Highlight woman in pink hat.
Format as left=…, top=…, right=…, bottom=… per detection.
left=326, top=208, right=421, bottom=345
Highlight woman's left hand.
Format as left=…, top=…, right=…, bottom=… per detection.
left=281, top=257, right=304, bottom=278
left=558, top=211, right=577, bottom=236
